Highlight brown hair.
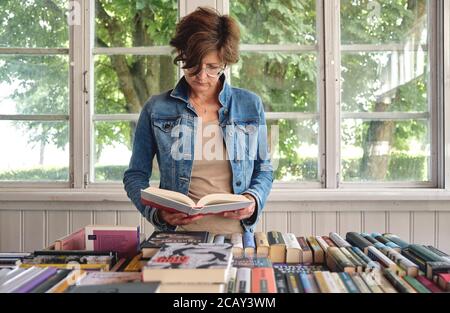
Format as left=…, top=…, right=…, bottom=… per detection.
left=170, top=7, right=240, bottom=76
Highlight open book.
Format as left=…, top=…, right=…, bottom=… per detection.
left=140, top=187, right=252, bottom=216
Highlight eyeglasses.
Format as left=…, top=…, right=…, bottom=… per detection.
left=183, top=64, right=226, bottom=78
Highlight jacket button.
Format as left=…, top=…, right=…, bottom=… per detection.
left=236, top=181, right=241, bottom=186
left=164, top=123, right=170, bottom=129
left=224, top=109, right=228, bottom=115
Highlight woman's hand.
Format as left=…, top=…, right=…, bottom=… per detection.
left=222, top=193, right=256, bottom=220
left=158, top=210, right=204, bottom=226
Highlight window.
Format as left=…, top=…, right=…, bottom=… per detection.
left=0, top=0, right=447, bottom=191
left=0, top=0, right=70, bottom=184
left=91, top=0, right=178, bottom=183
left=230, top=0, right=321, bottom=185
left=340, top=0, right=434, bottom=185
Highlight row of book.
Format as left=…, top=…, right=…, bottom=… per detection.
left=1, top=225, right=450, bottom=293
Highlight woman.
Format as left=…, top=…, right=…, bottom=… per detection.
left=123, top=7, right=273, bottom=234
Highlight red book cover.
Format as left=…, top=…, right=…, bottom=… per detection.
left=251, top=267, right=277, bottom=293
left=416, top=275, right=443, bottom=293
left=85, top=226, right=139, bottom=258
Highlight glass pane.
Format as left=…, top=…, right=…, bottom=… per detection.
left=0, top=0, right=69, bottom=48
left=341, top=0, right=428, bottom=45
left=341, top=119, right=430, bottom=182
left=268, top=118, right=319, bottom=182
left=341, top=51, right=429, bottom=113
left=230, top=0, right=317, bottom=45
left=95, top=0, right=177, bottom=47
left=0, top=121, right=69, bottom=181
left=231, top=52, right=318, bottom=113
left=0, top=55, right=69, bottom=115
left=93, top=121, right=161, bottom=182
left=94, top=55, right=177, bottom=114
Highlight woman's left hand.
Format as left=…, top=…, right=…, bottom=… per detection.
left=222, top=193, right=256, bottom=220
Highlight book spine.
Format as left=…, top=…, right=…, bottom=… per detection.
left=243, top=232, right=255, bottom=250
left=321, top=271, right=340, bottom=293
left=345, top=247, right=367, bottom=269
left=382, top=233, right=410, bottom=249
left=273, top=267, right=288, bottom=293
left=402, top=249, right=427, bottom=272
left=30, top=269, right=71, bottom=293
left=403, top=275, right=431, bottom=293
left=415, top=275, right=443, bottom=293
left=307, top=237, right=324, bottom=264
left=327, top=247, right=355, bottom=273
left=267, top=231, right=285, bottom=245
left=329, top=232, right=352, bottom=248
left=340, top=247, right=363, bottom=272
left=345, top=232, right=373, bottom=254
left=14, top=268, right=58, bottom=293
left=214, top=235, right=226, bottom=244
left=371, top=233, right=401, bottom=251
left=350, top=247, right=378, bottom=270
left=282, top=233, right=301, bottom=250
left=322, top=236, right=337, bottom=248
left=386, top=248, right=419, bottom=277
left=235, top=268, right=251, bottom=293
left=367, top=246, right=397, bottom=270
left=338, top=272, right=360, bottom=293
left=409, top=244, right=445, bottom=263
left=360, top=272, right=384, bottom=293
left=251, top=268, right=276, bottom=293
left=285, top=272, right=301, bottom=293
left=383, top=269, right=411, bottom=293
left=331, top=272, right=348, bottom=293
left=299, top=273, right=314, bottom=293
left=313, top=271, right=330, bottom=293
left=351, top=274, right=372, bottom=293
left=254, top=232, right=269, bottom=258
left=227, top=267, right=238, bottom=293
left=315, top=236, right=330, bottom=254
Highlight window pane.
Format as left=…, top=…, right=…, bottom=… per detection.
left=341, top=119, right=430, bottom=182
left=230, top=0, right=317, bottom=45
left=269, top=119, right=319, bottom=182
left=0, top=121, right=69, bottom=181
left=341, top=51, right=429, bottom=113
left=93, top=121, right=160, bottom=182
left=94, top=54, right=177, bottom=114
left=341, top=0, right=427, bottom=45
left=340, top=0, right=431, bottom=183
left=95, top=0, right=177, bottom=47
left=231, top=52, right=318, bottom=113
left=0, top=0, right=69, bottom=48
left=0, top=55, right=69, bottom=115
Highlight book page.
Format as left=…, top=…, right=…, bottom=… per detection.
left=144, top=187, right=196, bottom=207
left=197, top=193, right=250, bottom=207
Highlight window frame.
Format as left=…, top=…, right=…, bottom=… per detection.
left=0, top=0, right=448, bottom=194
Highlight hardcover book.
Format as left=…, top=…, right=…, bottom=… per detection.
left=69, top=282, right=161, bottom=293
left=142, top=243, right=233, bottom=283
left=84, top=225, right=140, bottom=259
left=141, top=187, right=251, bottom=216
left=140, top=231, right=209, bottom=258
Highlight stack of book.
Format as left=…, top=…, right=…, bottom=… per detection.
left=1, top=227, right=449, bottom=293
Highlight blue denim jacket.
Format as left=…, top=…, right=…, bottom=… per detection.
left=123, top=74, right=273, bottom=233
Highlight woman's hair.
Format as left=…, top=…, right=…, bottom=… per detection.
left=170, top=7, right=240, bottom=75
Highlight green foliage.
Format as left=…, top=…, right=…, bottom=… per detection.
left=1, top=0, right=430, bottom=183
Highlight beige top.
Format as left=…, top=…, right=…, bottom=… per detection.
left=178, top=119, right=243, bottom=234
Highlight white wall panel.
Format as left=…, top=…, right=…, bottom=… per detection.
left=363, top=212, right=386, bottom=234
left=388, top=212, right=411, bottom=243
left=339, top=212, right=362, bottom=237
left=289, top=212, right=313, bottom=237
left=315, top=212, right=337, bottom=236
left=412, top=212, right=436, bottom=246
left=438, top=212, right=450, bottom=254
left=23, top=211, right=45, bottom=252
left=0, top=211, right=21, bottom=252
left=71, top=211, right=93, bottom=232
left=47, top=211, right=69, bottom=246
left=265, top=212, right=288, bottom=234
left=94, top=211, right=117, bottom=225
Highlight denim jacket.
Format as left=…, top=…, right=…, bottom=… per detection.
left=123, top=74, right=273, bottom=233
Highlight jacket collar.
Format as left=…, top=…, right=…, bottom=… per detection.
left=169, top=73, right=231, bottom=109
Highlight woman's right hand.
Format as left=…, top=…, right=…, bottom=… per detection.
left=157, top=209, right=204, bottom=226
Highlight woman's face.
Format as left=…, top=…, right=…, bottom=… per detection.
left=183, top=51, right=225, bottom=95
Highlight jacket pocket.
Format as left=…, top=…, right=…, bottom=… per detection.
left=152, top=116, right=182, bottom=153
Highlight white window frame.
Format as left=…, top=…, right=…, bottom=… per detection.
left=0, top=1, right=74, bottom=189
left=0, top=0, right=449, bottom=199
